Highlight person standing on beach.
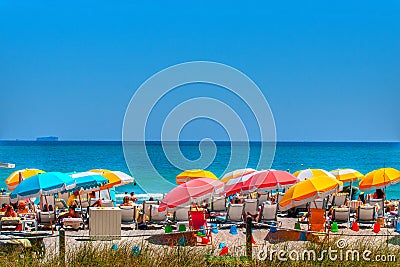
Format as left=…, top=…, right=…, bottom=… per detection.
left=130, top=192, right=138, bottom=203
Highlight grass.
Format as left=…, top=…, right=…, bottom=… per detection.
left=0, top=238, right=399, bottom=267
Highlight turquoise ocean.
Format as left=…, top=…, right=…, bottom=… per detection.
left=0, top=141, right=399, bottom=200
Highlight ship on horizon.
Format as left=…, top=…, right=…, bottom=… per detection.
left=36, top=136, right=59, bottom=141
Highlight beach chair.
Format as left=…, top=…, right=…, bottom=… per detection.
left=332, top=207, right=350, bottom=224
left=173, top=206, right=190, bottom=229
left=210, top=196, right=226, bottom=212
left=0, top=194, right=10, bottom=207
left=367, top=199, right=384, bottom=217
left=244, top=199, right=258, bottom=217
left=257, top=192, right=270, bottom=204
left=215, top=203, right=244, bottom=225
left=149, top=204, right=167, bottom=224
left=143, top=200, right=159, bottom=217
left=332, top=194, right=347, bottom=207
left=102, top=200, right=114, bottom=207
left=0, top=217, right=21, bottom=231
left=38, top=211, right=57, bottom=226
left=259, top=203, right=280, bottom=226
left=120, top=205, right=136, bottom=225
left=188, top=209, right=212, bottom=245
left=308, top=208, right=328, bottom=243
left=356, top=206, right=376, bottom=226
left=62, top=217, right=84, bottom=230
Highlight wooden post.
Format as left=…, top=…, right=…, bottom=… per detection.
left=59, top=228, right=65, bottom=265
left=246, top=215, right=252, bottom=260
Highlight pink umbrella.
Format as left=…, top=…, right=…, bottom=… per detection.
left=158, top=178, right=224, bottom=212
left=242, top=170, right=299, bottom=193
left=223, top=172, right=256, bottom=196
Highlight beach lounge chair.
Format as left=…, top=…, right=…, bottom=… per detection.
left=149, top=204, right=167, bottom=224
left=210, top=196, right=226, bottom=212
left=244, top=199, right=258, bottom=217
left=356, top=206, right=376, bottom=226
left=215, top=203, right=244, bottom=225
left=0, top=217, right=21, bottom=231
left=188, top=209, right=212, bottom=245
left=143, top=200, right=159, bottom=217
left=62, top=217, right=84, bottom=230
left=38, top=211, right=57, bottom=227
left=120, top=205, right=136, bottom=224
left=172, top=206, right=190, bottom=229
left=308, top=208, right=329, bottom=243
left=367, top=199, right=384, bottom=217
left=332, top=194, right=348, bottom=207
left=332, top=207, right=350, bottom=224
left=258, top=203, right=280, bottom=226
left=257, top=192, right=270, bottom=204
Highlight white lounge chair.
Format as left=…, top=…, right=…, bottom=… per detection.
left=367, top=199, right=384, bottom=217
left=259, top=203, right=280, bottom=225
left=119, top=205, right=136, bottom=224
left=257, top=193, right=270, bottom=204
left=332, top=207, right=350, bottom=224
left=356, top=206, right=376, bottom=226
left=309, top=199, right=325, bottom=209
left=216, top=203, right=244, bottom=225
left=332, top=194, right=347, bottom=207
left=210, top=197, right=226, bottom=212
left=149, top=204, right=167, bottom=224
left=244, top=199, right=258, bottom=217
left=142, top=201, right=159, bottom=217
left=38, top=211, right=56, bottom=226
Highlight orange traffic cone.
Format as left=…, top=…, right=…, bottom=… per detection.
left=351, top=221, right=359, bottom=232
left=373, top=222, right=380, bottom=233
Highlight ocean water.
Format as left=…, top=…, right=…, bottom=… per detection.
left=0, top=141, right=399, bottom=199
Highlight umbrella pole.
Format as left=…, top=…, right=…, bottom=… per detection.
left=44, top=195, right=54, bottom=234
left=348, top=180, right=353, bottom=228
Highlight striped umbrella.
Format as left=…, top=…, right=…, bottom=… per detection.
left=359, top=168, right=400, bottom=190
left=242, top=170, right=299, bottom=193
left=223, top=171, right=256, bottom=196
left=89, top=169, right=134, bottom=189
left=158, top=178, right=224, bottom=211
left=221, top=168, right=256, bottom=183
left=176, top=169, right=218, bottom=185
left=279, top=175, right=343, bottom=211
left=330, top=168, right=364, bottom=183
left=294, top=168, right=335, bottom=181
left=6, top=169, right=45, bottom=191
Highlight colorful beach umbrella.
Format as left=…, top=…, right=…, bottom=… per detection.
left=359, top=168, right=400, bottom=190
left=242, top=170, right=299, bottom=193
left=89, top=169, right=134, bottom=189
left=221, top=168, right=256, bottom=183
left=223, top=171, right=255, bottom=196
left=10, top=172, right=76, bottom=200
left=330, top=168, right=364, bottom=183
left=279, top=175, right=343, bottom=211
left=5, top=168, right=45, bottom=191
left=176, top=169, right=218, bottom=185
left=68, top=172, right=108, bottom=191
left=158, top=178, right=224, bottom=211
left=293, top=168, right=335, bottom=181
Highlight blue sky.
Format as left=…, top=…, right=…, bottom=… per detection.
left=0, top=1, right=399, bottom=141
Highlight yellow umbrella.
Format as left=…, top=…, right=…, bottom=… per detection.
left=359, top=168, right=400, bottom=190
left=5, top=169, right=45, bottom=190
left=293, top=168, right=335, bottom=181
left=330, top=168, right=364, bottom=183
left=89, top=169, right=134, bottom=190
left=279, top=175, right=343, bottom=211
left=176, top=169, right=218, bottom=185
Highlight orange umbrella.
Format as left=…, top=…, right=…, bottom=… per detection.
left=176, top=169, right=218, bottom=185
left=89, top=169, right=134, bottom=190
left=5, top=169, right=45, bottom=191
left=359, top=168, right=400, bottom=190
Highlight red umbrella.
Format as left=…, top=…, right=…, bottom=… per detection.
left=158, top=178, right=224, bottom=212
left=242, top=170, right=299, bottom=193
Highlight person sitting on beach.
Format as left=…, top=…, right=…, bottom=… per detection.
left=373, top=189, right=385, bottom=199
left=120, top=196, right=133, bottom=207
left=59, top=205, right=80, bottom=220
left=42, top=204, right=49, bottom=212
left=130, top=192, right=138, bottom=203
left=148, top=197, right=154, bottom=201
left=67, top=190, right=80, bottom=207
left=0, top=203, right=8, bottom=212
left=17, top=200, right=29, bottom=214
left=4, top=205, right=17, bottom=217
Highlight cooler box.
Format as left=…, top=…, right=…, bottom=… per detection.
left=89, top=207, right=121, bottom=240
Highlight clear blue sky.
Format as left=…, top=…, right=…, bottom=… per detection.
left=0, top=1, right=399, bottom=141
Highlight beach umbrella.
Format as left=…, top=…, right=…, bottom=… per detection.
left=242, top=170, right=299, bottom=193
left=359, top=168, right=400, bottom=190
left=279, top=175, right=343, bottom=211
left=89, top=169, right=134, bottom=189
left=10, top=172, right=76, bottom=200
left=176, top=169, right=218, bottom=185
left=68, top=172, right=108, bottom=191
left=221, top=168, right=257, bottom=183
left=158, top=178, right=224, bottom=211
left=293, top=168, right=335, bottom=181
left=5, top=168, right=45, bottom=191
left=223, top=171, right=256, bottom=196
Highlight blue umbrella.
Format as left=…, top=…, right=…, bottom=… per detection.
left=11, top=172, right=76, bottom=200
left=67, top=172, right=108, bottom=191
